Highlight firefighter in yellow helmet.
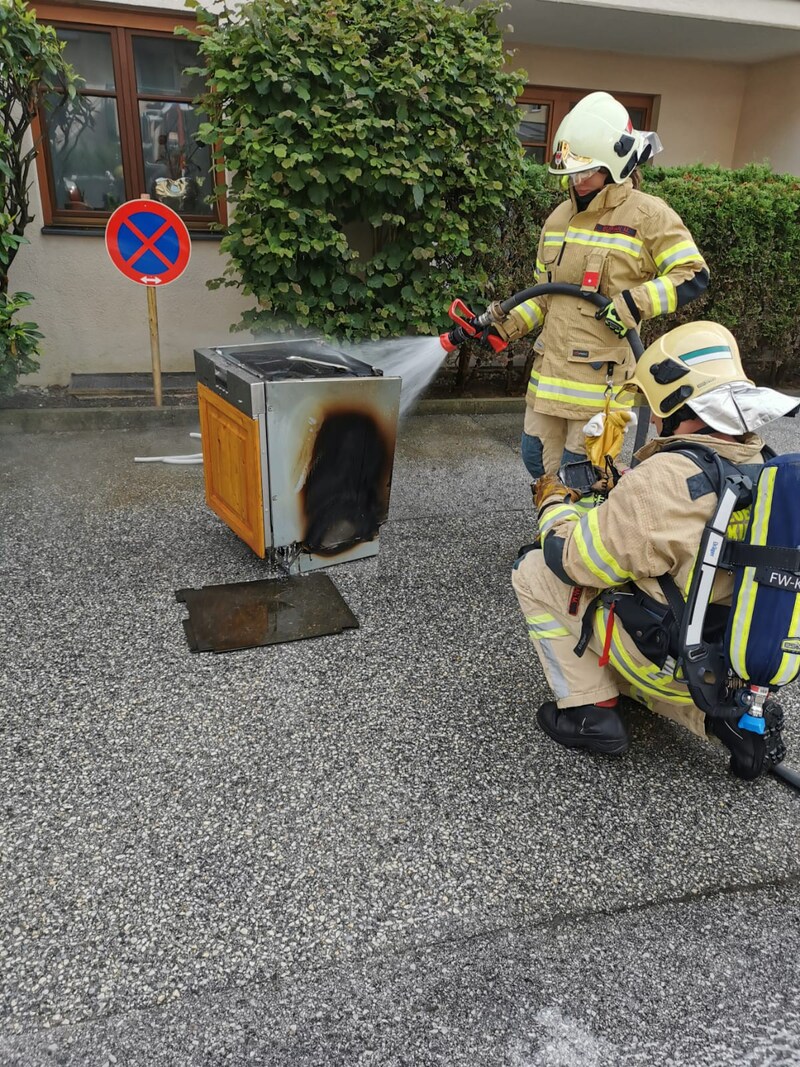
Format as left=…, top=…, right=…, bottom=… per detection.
left=511, top=321, right=798, bottom=779
left=489, top=91, right=709, bottom=478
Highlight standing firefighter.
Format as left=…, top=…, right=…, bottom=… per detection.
left=489, top=91, right=709, bottom=478
left=512, top=321, right=799, bottom=780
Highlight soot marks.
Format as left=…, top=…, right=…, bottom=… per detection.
left=302, top=410, right=390, bottom=555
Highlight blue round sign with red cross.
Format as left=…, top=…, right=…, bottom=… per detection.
left=105, top=199, right=191, bottom=287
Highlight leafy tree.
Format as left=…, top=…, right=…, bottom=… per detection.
left=185, top=0, right=526, bottom=339
left=0, top=0, right=79, bottom=395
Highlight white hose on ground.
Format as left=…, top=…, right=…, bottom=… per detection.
left=134, top=431, right=203, bottom=464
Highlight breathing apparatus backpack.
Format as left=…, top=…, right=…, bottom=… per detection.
left=655, top=443, right=800, bottom=742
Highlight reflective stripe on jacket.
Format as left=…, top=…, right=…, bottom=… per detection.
left=521, top=180, right=708, bottom=420
left=537, top=433, right=766, bottom=688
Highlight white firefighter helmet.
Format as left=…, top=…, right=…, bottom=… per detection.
left=620, top=321, right=797, bottom=434
left=549, top=91, right=658, bottom=184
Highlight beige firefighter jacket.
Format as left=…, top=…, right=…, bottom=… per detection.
left=538, top=433, right=766, bottom=611
left=515, top=180, right=708, bottom=421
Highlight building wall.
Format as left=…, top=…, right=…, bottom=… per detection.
left=10, top=168, right=252, bottom=387
left=512, top=43, right=747, bottom=168
left=733, top=55, right=800, bottom=173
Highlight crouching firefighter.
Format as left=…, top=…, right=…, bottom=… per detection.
left=512, top=320, right=800, bottom=780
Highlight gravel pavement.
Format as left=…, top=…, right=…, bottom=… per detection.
left=1, top=411, right=799, bottom=1065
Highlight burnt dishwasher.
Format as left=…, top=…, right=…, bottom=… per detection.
left=195, top=339, right=401, bottom=573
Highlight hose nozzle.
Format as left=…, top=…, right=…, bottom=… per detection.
left=439, top=324, right=472, bottom=353
left=439, top=298, right=507, bottom=353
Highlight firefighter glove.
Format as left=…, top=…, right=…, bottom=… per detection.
left=591, top=460, right=624, bottom=495
left=533, top=473, right=581, bottom=511
left=595, top=300, right=630, bottom=338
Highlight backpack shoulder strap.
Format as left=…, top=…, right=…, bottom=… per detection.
left=657, top=440, right=756, bottom=500
left=651, top=443, right=751, bottom=713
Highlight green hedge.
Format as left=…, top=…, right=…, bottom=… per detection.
left=456, top=162, right=800, bottom=390
left=186, top=0, right=526, bottom=340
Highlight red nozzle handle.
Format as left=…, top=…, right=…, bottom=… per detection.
left=447, top=298, right=479, bottom=336
left=439, top=297, right=509, bottom=354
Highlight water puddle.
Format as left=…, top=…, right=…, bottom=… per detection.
left=175, top=573, right=359, bottom=652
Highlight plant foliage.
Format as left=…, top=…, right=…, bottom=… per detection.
left=461, top=162, right=800, bottom=390
left=184, top=0, right=526, bottom=338
left=0, top=0, right=79, bottom=394
left=639, top=164, right=800, bottom=383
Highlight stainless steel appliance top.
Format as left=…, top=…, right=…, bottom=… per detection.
left=200, top=338, right=381, bottom=382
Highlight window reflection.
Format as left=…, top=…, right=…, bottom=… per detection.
left=133, top=36, right=205, bottom=98
left=523, top=145, right=546, bottom=162
left=518, top=102, right=549, bottom=162
left=518, top=104, right=548, bottom=143
left=56, top=29, right=115, bottom=92
left=45, top=93, right=124, bottom=211
left=140, top=101, right=215, bottom=216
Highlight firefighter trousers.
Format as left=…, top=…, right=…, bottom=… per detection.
left=511, top=548, right=708, bottom=739
left=522, top=411, right=587, bottom=478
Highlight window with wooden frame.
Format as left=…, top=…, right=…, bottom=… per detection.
left=32, top=3, right=224, bottom=232
left=517, top=86, right=656, bottom=162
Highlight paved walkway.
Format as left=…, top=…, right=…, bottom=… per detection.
left=1, top=412, right=799, bottom=1065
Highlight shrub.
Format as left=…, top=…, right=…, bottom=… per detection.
left=185, top=0, right=526, bottom=339
left=0, top=0, right=80, bottom=395
left=639, top=163, right=800, bottom=384
left=462, top=162, right=800, bottom=391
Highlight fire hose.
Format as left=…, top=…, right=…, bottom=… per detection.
left=439, top=283, right=650, bottom=458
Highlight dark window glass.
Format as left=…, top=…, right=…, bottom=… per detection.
left=132, top=36, right=205, bottom=98
left=45, top=93, right=124, bottom=211
left=56, top=28, right=115, bottom=91
left=518, top=103, right=549, bottom=160
left=523, top=145, right=546, bottom=163
left=139, top=101, right=215, bottom=216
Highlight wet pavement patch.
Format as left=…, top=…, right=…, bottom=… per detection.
left=175, top=572, right=358, bottom=652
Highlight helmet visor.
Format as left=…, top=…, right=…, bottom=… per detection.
left=548, top=139, right=599, bottom=175
left=567, top=166, right=604, bottom=186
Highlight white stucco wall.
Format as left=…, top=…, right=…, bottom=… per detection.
left=554, top=0, right=800, bottom=30
left=511, top=42, right=747, bottom=168
left=733, top=55, right=800, bottom=174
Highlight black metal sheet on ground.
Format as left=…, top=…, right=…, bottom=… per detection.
left=175, top=572, right=358, bottom=653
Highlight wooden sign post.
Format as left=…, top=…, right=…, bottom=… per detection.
left=104, top=194, right=192, bottom=408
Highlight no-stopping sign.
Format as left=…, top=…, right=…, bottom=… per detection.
left=105, top=199, right=191, bottom=286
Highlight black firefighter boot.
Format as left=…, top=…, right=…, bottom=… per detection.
left=537, top=701, right=629, bottom=756
left=706, top=700, right=786, bottom=780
